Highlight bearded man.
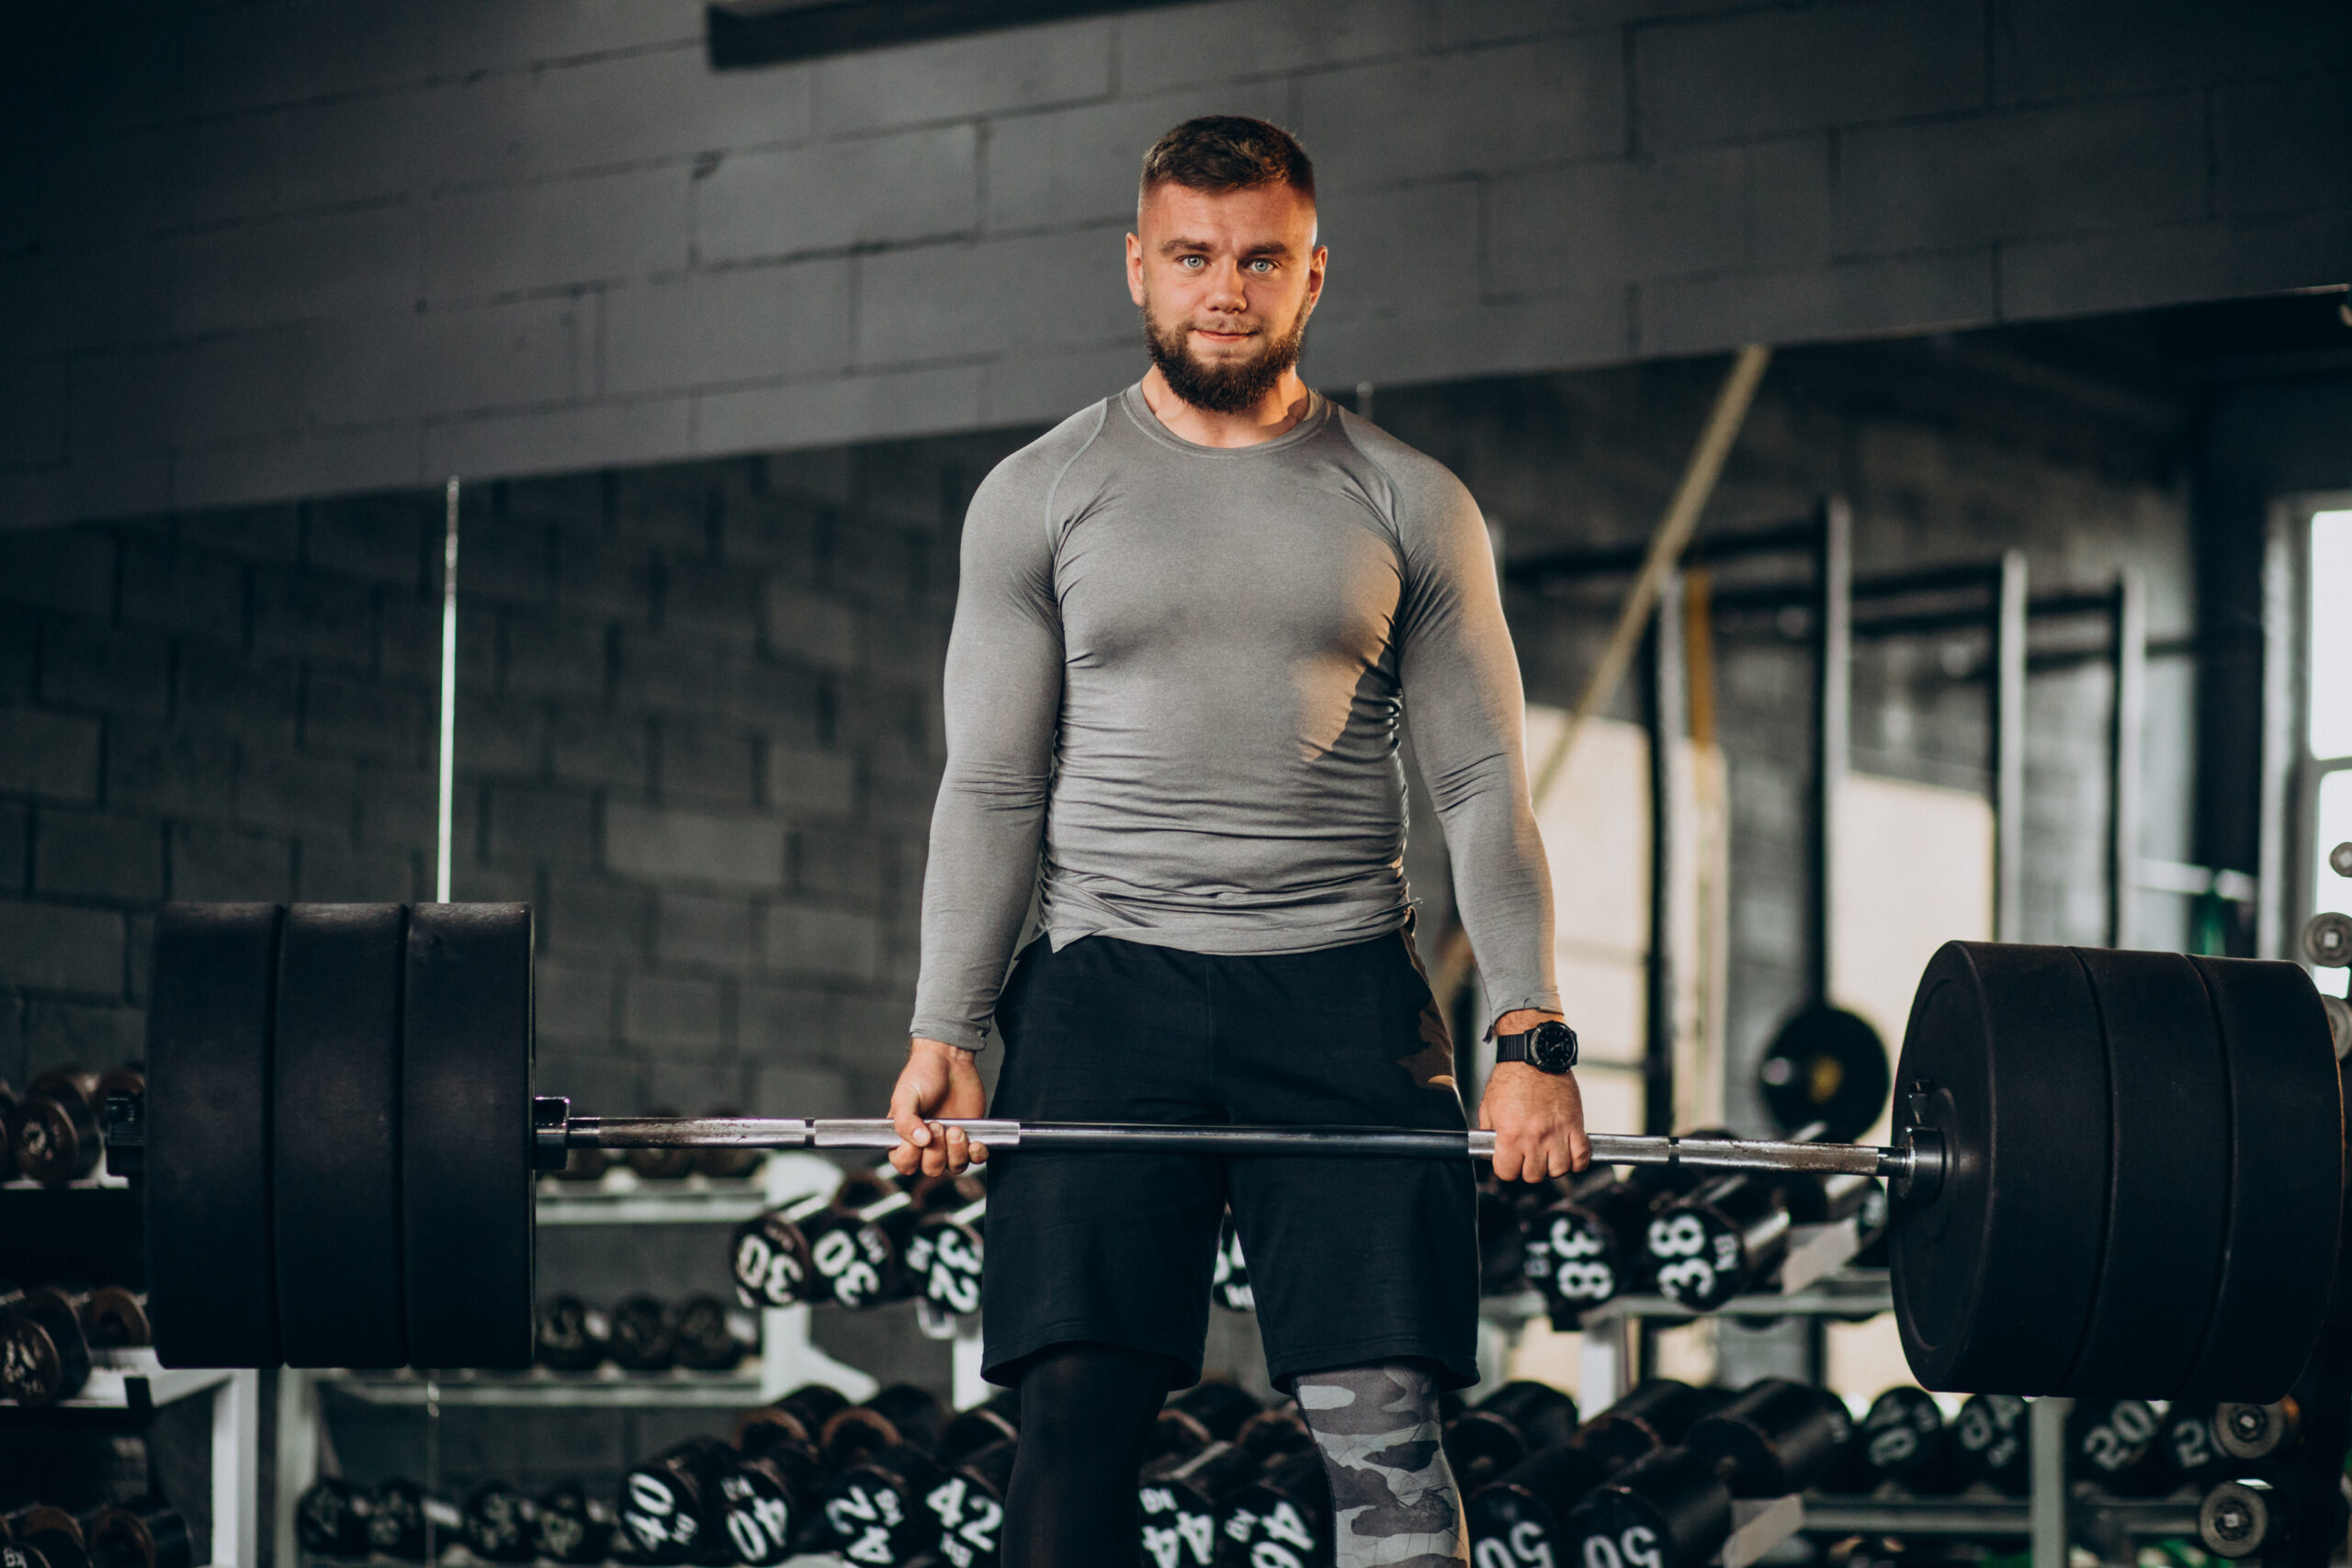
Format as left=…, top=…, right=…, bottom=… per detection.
left=886, top=116, right=1588, bottom=1568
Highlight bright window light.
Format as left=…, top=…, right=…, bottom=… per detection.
left=2318, top=769, right=2351, bottom=998
left=2312, top=510, right=2352, bottom=760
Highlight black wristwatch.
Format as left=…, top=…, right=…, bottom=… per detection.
left=1495, top=1019, right=1578, bottom=1075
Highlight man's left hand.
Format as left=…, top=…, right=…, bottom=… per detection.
left=1479, top=1010, right=1589, bottom=1182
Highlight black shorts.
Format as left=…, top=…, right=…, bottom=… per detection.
left=978, top=925, right=1480, bottom=1393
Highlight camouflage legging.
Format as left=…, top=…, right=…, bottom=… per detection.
left=1296, top=1363, right=1471, bottom=1568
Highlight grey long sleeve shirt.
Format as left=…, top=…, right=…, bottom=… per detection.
left=909, top=384, right=1559, bottom=1051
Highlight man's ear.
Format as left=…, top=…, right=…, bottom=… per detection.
left=1125, top=231, right=1148, bottom=308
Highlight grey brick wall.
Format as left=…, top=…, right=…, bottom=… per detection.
left=0, top=430, right=1031, bottom=1121
left=6, top=0, right=2350, bottom=529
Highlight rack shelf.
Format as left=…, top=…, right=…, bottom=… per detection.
left=316, top=1366, right=768, bottom=1409
left=1799, top=1494, right=2201, bottom=1542
left=57, top=1348, right=242, bottom=1412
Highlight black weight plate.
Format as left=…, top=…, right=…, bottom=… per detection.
left=1758, top=1003, right=1891, bottom=1144
left=2061, top=948, right=2231, bottom=1394
left=145, top=903, right=283, bottom=1368
left=2178, top=955, right=2344, bottom=1399
left=402, top=903, right=535, bottom=1369
left=1890, top=942, right=2110, bottom=1393
left=275, top=904, right=407, bottom=1369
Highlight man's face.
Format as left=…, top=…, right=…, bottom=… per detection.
left=1127, top=181, right=1326, bottom=415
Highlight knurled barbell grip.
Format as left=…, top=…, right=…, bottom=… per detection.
left=546, top=1102, right=1934, bottom=1194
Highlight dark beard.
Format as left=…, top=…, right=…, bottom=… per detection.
left=1142, top=300, right=1308, bottom=415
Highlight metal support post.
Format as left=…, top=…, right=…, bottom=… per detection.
left=1645, top=577, right=1688, bottom=1134
left=1808, top=498, right=1852, bottom=1002
left=2030, top=1394, right=2071, bottom=1568
left=1992, top=552, right=2030, bottom=942
left=2108, top=570, right=2146, bottom=949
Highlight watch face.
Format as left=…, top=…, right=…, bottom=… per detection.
left=1531, top=1021, right=1578, bottom=1074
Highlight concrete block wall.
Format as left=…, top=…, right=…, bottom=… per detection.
left=0, top=429, right=1030, bottom=1122
left=6, top=0, right=2350, bottom=530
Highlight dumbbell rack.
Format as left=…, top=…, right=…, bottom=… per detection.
left=272, top=1153, right=942, bottom=1568
left=0, top=1176, right=263, bottom=1568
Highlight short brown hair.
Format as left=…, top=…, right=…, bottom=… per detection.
left=1139, top=116, right=1316, bottom=206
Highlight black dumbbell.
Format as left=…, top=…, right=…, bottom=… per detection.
left=823, top=1439, right=949, bottom=1566
left=1565, top=1447, right=1732, bottom=1568
left=461, top=1483, right=537, bottom=1563
left=8, top=1069, right=106, bottom=1186
left=85, top=1506, right=192, bottom=1568
left=620, top=1437, right=737, bottom=1564
left=1444, top=1381, right=1581, bottom=1493
left=610, top=1295, right=675, bottom=1372
left=903, top=1192, right=986, bottom=1318
left=2214, top=1399, right=2301, bottom=1464
left=721, top=1429, right=828, bottom=1566
left=0, top=1288, right=93, bottom=1405
left=1523, top=1168, right=1685, bottom=1323
left=1683, top=1378, right=1852, bottom=1497
left=922, top=1438, right=1013, bottom=1568
left=1645, top=1168, right=1798, bottom=1311
left=737, top=1383, right=854, bottom=1453
left=1237, top=1403, right=1316, bottom=1461
left=2066, top=1398, right=2167, bottom=1495
left=1216, top=1448, right=1332, bottom=1568
left=1573, top=1380, right=1722, bottom=1469
left=1468, top=1439, right=1638, bottom=1563
left=1212, top=1209, right=1254, bottom=1313
left=1844, top=1387, right=1960, bottom=1495
left=937, top=1391, right=1023, bottom=1464
left=293, top=1480, right=374, bottom=1558
left=822, top=1384, right=951, bottom=1463
left=537, top=1295, right=611, bottom=1371
left=695, top=1107, right=763, bottom=1180
left=673, top=1293, right=758, bottom=1371
left=2200, top=1478, right=2286, bottom=1560
left=1155, top=1381, right=1265, bottom=1460
left=624, top=1107, right=698, bottom=1181
left=2156, top=1402, right=2230, bottom=1493
left=802, top=1175, right=925, bottom=1310
left=1948, top=1393, right=2028, bottom=1496
left=5, top=1510, right=88, bottom=1568
left=83, top=1287, right=150, bottom=1350
left=1, top=1549, right=45, bottom=1568
left=551, top=1143, right=612, bottom=1181
left=732, top=1190, right=842, bottom=1309
left=1478, top=1168, right=1555, bottom=1296
left=1139, top=1441, right=1261, bottom=1568
left=532, top=1485, right=616, bottom=1565
left=365, top=1481, right=461, bottom=1562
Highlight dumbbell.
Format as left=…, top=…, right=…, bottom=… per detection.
left=822, top=1434, right=950, bottom=1565
left=4, top=1511, right=88, bottom=1568
left=1524, top=1158, right=1716, bottom=1324
left=7, top=1067, right=122, bottom=1186
left=1212, top=1209, right=1254, bottom=1313
left=1566, top=1381, right=1849, bottom=1568
left=83, top=1287, right=150, bottom=1349
left=1155, top=1380, right=1265, bottom=1459
left=673, top=1293, right=759, bottom=1371
left=1645, top=1170, right=1795, bottom=1311
left=1469, top=1390, right=1684, bottom=1567
left=1238, top=1403, right=1316, bottom=1461
left=919, top=1438, right=1012, bottom=1568
left=936, top=1391, right=1023, bottom=1464
left=532, top=1485, right=616, bottom=1565
left=293, top=1479, right=375, bottom=1558
left=1947, top=1393, right=2028, bottom=1495
left=85, top=1507, right=192, bottom=1568
left=738, top=1382, right=854, bottom=1452
left=1843, top=1387, right=1961, bottom=1496
left=620, top=1437, right=739, bottom=1564
left=2154, top=1402, right=2230, bottom=1493
left=461, top=1483, right=537, bottom=1563
left=1477, top=1168, right=1552, bottom=1296
left=537, top=1295, right=610, bottom=1371
left=822, top=1383, right=952, bottom=1462
left=1216, top=1448, right=1333, bottom=1568
left=2200, top=1478, right=2286, bottom=1560
left=722, top=1427, right=830, bottom=1567
left=801, top=1173, right=926, bottom=1310
left=1139, top=1441, right=1261, bottom=1568
left=0, top=1288, right=93, bottom=1405
left=365, top=1481, right=462, bottom=1562
left=2066, top=1397, right=2168, bottom=1495
left=1443, top=1381, right=1580, bottom=1493
left=732, top=1189, right=842, bottom=1308
left=2214, top=1398, right=2301, bottom=1464
left=902, top=1191, right=985, bottom=1318
left=610, top=1294, right=675, bottom=1371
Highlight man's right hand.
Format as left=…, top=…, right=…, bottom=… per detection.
left=888, top=1037, right=989, bottom=1178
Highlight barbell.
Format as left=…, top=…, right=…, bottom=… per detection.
left=108, top=902, right=2346, bottom=1399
